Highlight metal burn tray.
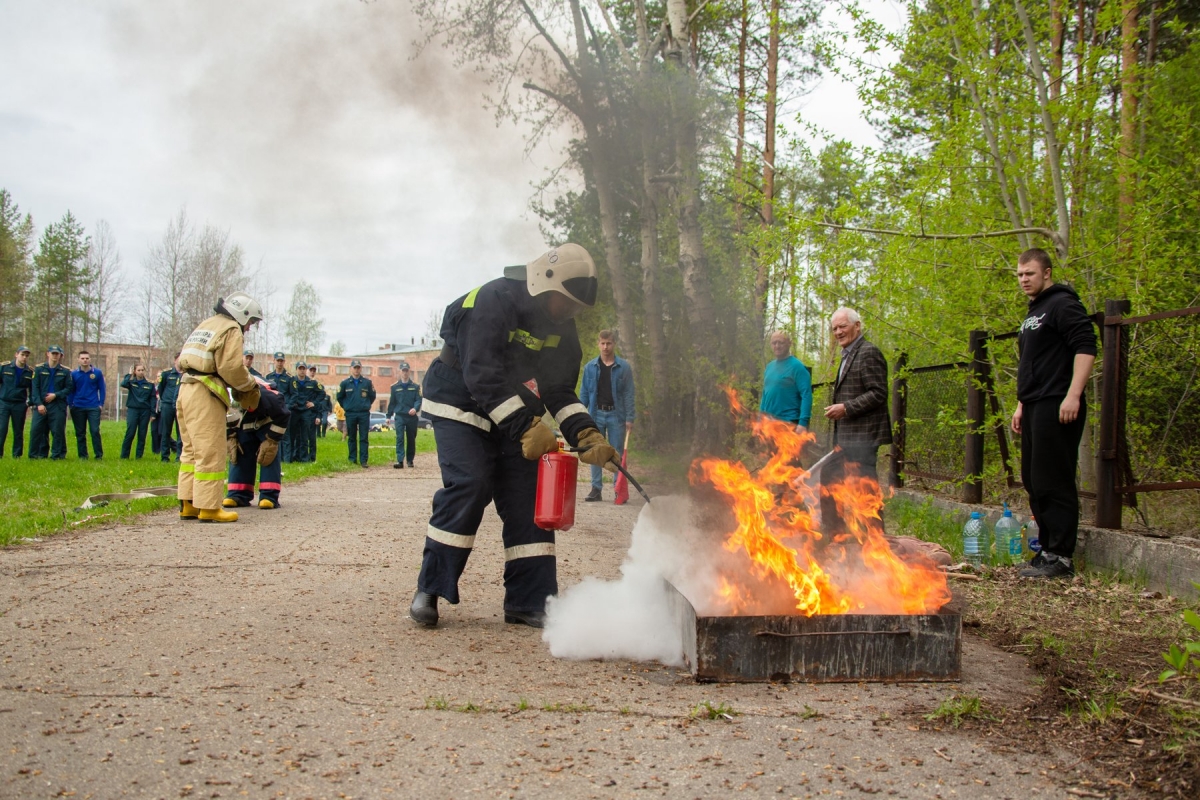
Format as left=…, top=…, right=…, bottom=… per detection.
left=665, top=579, right=961, bottom=683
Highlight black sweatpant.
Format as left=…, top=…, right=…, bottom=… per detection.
left=1019, top=397, right=1086, bottom=559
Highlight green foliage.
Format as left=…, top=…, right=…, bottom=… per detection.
left=1159, top=587, right=1200, bottom=683
left=924, top=694, right=993, bottom=727
left=424, top=696, right=449, bottom=710
left=689, top=700, right=737, bottom=720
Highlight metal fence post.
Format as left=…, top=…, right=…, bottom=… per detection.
left=1095, top=299, right=1131, bottom=529
left=890, top=353, right=907, bottom=489
left=964, top=330, right=987, bottom=504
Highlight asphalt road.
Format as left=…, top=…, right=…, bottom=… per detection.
left=1, top=464, right=1094, bottom=799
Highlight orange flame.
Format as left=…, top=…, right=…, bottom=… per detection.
left=690, top=389, right=950, bottom=617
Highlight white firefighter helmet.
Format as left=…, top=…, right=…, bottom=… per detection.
left=216, top=292, right=264, bottom=327
left=521, top=244, right=598, bottom=308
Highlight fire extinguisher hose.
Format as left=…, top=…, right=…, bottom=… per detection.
left=570, top=444, right=652, bottom=504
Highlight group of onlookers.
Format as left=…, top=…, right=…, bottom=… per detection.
left=0, top=345, right=184, bottom=461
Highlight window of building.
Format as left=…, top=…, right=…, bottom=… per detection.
left=363, top=366, right=372, bottom=376
left=336, top=365, right=349, bottom=375
left=378, top=366, right=392, bottom=377
left=317, top=364, right=329, bottom=374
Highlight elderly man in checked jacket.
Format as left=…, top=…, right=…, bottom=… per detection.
left=820, top=307, right=892, bottom=536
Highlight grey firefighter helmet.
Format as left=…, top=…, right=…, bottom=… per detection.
left=504, top=244, right=598, bottom=308
left=215, top=292, right=264, bottom=328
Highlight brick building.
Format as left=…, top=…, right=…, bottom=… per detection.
left=53, top=338, right=443, bottom=418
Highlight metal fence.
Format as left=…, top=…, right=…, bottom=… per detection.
left=888, top=300, right=1200, bottom=531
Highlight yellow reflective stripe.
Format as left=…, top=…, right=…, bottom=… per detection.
left=178, top=463, right=195, bottom=473
left=427, top=524, right=476, bottom=549
left=421, top=399, right=492, bottom=431
left=463, top=287, right=482, bottom=309
left=196, top=375, right=232, bottom=407
left=504, top=542, right=555, bottom=561
left=543, top=335, right=561, bottom=348
left=488, top=395, right=525, bottom=425
left=509, top=329, right=545, bottom=351
left=194, top=471, right=225, bottom=481
left=554, top=403, right=588, bottom=426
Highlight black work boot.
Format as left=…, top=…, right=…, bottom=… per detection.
left=409, top=590, right=438, bottom=627
left=504, top=609, right=547, bottom=628
left=584, top=488, right=602, bottom=502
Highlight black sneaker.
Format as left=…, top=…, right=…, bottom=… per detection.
left=407, top=462, right=414, bottom=468
left=1019, top=555, right=1074, bottom=579
left=504, top=609, right=546, bottom=628
left=393, top=463, right=403, bottom=469
left=584, top=488, right=602, bottom=502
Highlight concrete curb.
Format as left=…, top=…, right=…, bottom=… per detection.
left=891, top=489, right=1200, bottom=601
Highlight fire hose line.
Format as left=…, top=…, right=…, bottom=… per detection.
left=76, top=485, right=177, bottom=511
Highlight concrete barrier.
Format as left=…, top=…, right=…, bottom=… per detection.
left=891, top=489, right=1200, bottom=601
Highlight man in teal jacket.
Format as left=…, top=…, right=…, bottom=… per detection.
left=759, top=331, right=813, bottom=432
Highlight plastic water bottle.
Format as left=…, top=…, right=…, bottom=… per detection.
left=1023, top=516, right=1041, bottom=557
left=993, top=503, right=1022, bottom=565
left=962, top=511, right=989, bottom=568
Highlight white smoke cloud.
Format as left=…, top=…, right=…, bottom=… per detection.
left=543, top=496, right=727, bottom=667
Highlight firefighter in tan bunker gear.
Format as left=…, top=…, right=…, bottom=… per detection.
left=176, top=293, right=264, bottom=523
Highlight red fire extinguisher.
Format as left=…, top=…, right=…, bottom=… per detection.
left=534, top=448, right=578, bottom=531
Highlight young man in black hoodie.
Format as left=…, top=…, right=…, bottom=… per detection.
left=1011, top=248, right=1097, bottom=579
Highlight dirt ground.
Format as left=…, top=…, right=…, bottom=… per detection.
left=1, top=465, right=1124, bottom=799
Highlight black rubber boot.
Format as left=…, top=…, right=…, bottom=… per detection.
left=409, top=590, right=438, bottom=627
left=504, top=610, right=546, bottom=628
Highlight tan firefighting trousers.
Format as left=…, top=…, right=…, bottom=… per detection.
left=176, top=381, right=228, bottom=511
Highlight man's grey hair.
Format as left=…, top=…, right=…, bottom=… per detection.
left=769, top=330, right=791, bottom=344
left=831, top=307, right=862, bottom=325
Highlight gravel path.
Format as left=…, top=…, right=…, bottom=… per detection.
left=1, top=466, right=1091, bottom=798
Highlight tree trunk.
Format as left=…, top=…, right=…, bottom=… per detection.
left=754, top=0, right=780, bottom=335
left=666, top=0, right=727, bottom=456
left=1117, top=0, right=1139, bottom=261
left=567, top=0, right=636, bottom=370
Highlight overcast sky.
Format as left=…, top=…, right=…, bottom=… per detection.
left=0, top=0, right=900, bottom=355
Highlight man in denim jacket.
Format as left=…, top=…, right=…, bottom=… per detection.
left=578, top=330, right=635, bottom=502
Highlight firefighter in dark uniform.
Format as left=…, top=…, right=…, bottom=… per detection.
left=286, top=361, right=312, bottom=462
left=387, top=362, right=422, bottom=468
left=264, top=352, right=292, bottom=460
left=119, top=364, right=156, bottom=458
left=223, top=375, right=291, bottom=509
left=243, top=349, right=263, bottom=379
left=30, top=346, right=71, bottom=460
left=337, top=359, right=376, bottom=467
left=0, top=345, right=34, bottom=458
left=157, top=354, right=183, bottom=462
left=409, top=244, right=618, bottom=629
left=312, top=365, right=330, bottom=438
left=305, top=365, right=321, bottom=455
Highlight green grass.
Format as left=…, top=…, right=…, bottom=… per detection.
left=883, top=495, right=966, bottom=560
left=689, top=700, right=737, bottom=720
left=923, top=694, right=994, bottom=727
left=0, top=420, right=436, bottom=546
